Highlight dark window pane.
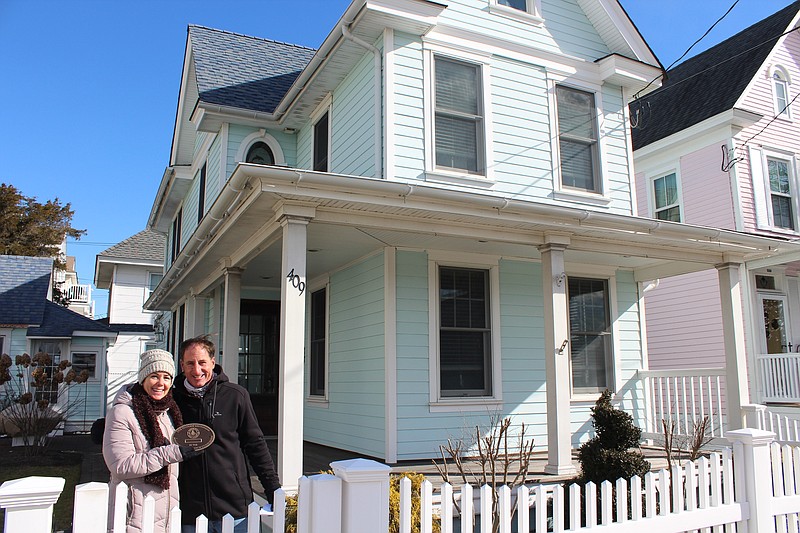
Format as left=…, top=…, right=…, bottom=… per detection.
left=246, top=141, right=275, bottom=165
left=310, top=288, right=326, bottom=396
left=313, top=112, right=329, bottom=172
left=568, top=278, right=610, bottom=392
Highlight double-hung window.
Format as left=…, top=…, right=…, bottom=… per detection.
left=438, top=266, right=492, bottom=397
left=434, top=57, right=484, bottom=175
left=556, top=85, right=600, bottom=193
left=170, top=208, right=182, bottom=264
left=146, top=272, right=163, bottom=303
left=568, top=277, right=612, bottom=394
left=309, top=287, right=327, bottom=398
left=768, top=157, right=795, bottom=230
left=653, top=172, right=681, bottom=221
left=773, top=68, right=791, bottom=118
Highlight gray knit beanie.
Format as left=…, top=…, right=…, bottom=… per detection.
left=138, top=349, right=176, bottom=384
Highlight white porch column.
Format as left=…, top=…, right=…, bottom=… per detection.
left=185, top=292, right=206, bottom=339
left=221, top=267, right=243, bottom=382
left=278, top=215, right=309, bottom=490
left=539, top=238, right=576, bottom=475
left=717, top=261, right=750, bottom=431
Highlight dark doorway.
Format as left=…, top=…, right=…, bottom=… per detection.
left=239, top=299, right=280, bottom=436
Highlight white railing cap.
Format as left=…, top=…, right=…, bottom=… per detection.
left=0, top=476, right=65, bottom=508
left=330, top=458, right=391, bottom=482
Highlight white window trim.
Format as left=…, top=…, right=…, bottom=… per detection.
left=427, top=252, right=503, bottom=411
left=563, top=267, right=619, bottom=400
left=771, top=65, right=792, bottom=120
left=648, top=169, right=683, bottom=222
left=235, top=129, right=287, bottom=166
left=306, top=277, right=330, bottom=406
left=548, top=79, right=610, bottom=203
left=144, top=271, right=163, bottom=309
left=760, top=148, right=800, bottom=234
left=423, top=45, right=495, bottom=184
left=488, top=0, right=543, bottom=25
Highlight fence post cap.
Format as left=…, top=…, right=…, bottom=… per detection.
left=330, top=458, right=391, bottom=482
left=741, top=404, right=767, bottom=413
left=725, top=428, right=775, bottom=444
left=0, top=476, right=65, bottom=508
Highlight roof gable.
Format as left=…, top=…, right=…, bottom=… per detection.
left=631, top=1, right=800, bottom=150
left=27, top=301, right=115, bottom=337
left=190, top=25, right=316, bottom=115
left=0, top=256, right=52, bottom=326
left=98, top=229, right=166, bottom=262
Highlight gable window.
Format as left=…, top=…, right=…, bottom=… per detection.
left=246, top=141, right=275, bottom=165
left=489, top=0, right=543, bottom=22
left=309, top=287, right=327, bottom=397
left=197, top=163, right=206, bottom=225
left=768, top=157, right=795, bottom=230
left=568, top=277, right=612, bottom=394
left=170, top=208, right=182, bottom=264
left=313, top=111, right=329, bottom=172
left=653, top=172, right=681, bottom=221
left=773, top=68, right=791, bottom=118
left=556, top=85, right=600, bottom=193
left=439, top=266, right=492, bottom=397
left=434, top=57, right=484, bottom=175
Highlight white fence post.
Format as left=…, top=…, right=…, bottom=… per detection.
left=306, top=473, right=342, bottom=533
left=0, top=476, right=65, bottom=533
left=741, top=404, right=766, bottom=430
left=72, top=482, right=109, bottom=533
left=330, top=458, right=391, bottom=533
left=726, top=427, right=775, bottom=533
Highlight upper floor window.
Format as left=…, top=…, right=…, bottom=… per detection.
left=653, top=172, right=681, bottom=222
left=489, top=0, right=543, bottom=22
left=768, top=157, right=795, bottom=230
left=146, top=272, right=163, bottom=302
left=772, top=67, right=791, bottom=118
left=439, top=266, right=492, bottom=397
left=309, top=287, right=327, bottom=398
left=197, top=163, right=206, bottom=225
left=170, top=208, right=182, bottom=264
left=313, top=111, right=329, bottom=172
left=434, top=57, right=484, bottom=175
left=568, top=277, right=612, bottom=394
left=246, top=141, right=275, bottom=165
left=556, top=85, right=600, bottom=193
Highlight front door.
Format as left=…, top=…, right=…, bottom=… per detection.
left=239, top=299, right=280, bottom=436
left=759, top=294, right=792, bottom=353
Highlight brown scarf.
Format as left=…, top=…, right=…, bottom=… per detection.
left=130, top=383, right=183, bottom=489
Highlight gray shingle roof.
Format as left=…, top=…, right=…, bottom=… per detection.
left=0, top=255, right=52, bottom=325
left=630, top=1, right=800, bottom=150
left=189, top=25, right=317, bottom=114
left=98, top=229, right=166, bottom=262
left=27, top=301, right=115, bottom=337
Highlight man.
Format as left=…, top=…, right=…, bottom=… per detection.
left=173, top=335, right=281, bottom=533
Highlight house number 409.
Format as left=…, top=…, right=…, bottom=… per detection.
left=287, top=269, right=305, bottom=295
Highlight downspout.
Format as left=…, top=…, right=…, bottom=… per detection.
left=342, top=24, right=383, bottom=179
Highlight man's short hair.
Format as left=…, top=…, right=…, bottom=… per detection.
left=179, top=335, right=216, bottom=360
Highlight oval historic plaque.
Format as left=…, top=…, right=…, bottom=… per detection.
left=172, top=423, right=215, bottom=451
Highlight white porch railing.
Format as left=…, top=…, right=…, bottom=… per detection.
left=3, top=429, right=800, bottom=533
left=637, top=368, right=727, bottom=439
left=65, top=283, right=91, bottom=304
left=756, top=352, right=800, bottom=403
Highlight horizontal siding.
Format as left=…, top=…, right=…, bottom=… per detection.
left=206, top=133, right=222, bottom=210
left=681, top=143, right=736, bottom=228
left=304, top=253, right=386, bottom=457
left=392, top=32, right=426, bottom=182
left=331, top=49, right=376, bottom=177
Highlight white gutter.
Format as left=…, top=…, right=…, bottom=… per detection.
left=342, top=23, right=383, bottom=179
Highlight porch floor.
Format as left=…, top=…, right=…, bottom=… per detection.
left=259, top=438, right=672, bottom=493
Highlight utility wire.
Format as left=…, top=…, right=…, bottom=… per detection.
left=634, top=0, right=741, bottom=99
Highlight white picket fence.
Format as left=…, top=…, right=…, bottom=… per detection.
left=3, top=428, right=800, bottom=533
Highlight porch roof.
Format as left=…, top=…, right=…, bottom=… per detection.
left=148, top=165, right=800, bottom=309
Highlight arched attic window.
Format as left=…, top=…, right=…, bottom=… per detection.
left=246, top=141, right=275, bottom=165
left=772, top=66, right=792, bottom=118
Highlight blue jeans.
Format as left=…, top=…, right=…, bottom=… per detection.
left=181, top=516, right=247, bottom=533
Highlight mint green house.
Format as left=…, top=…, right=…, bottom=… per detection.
left=145, top=0, right=794, bottom=488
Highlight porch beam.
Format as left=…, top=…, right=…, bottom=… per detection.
left=278, top=215, right=310, bottom=491
left=717, top=262, right=749, bottom=431
left=540, top=239, right=577, bottom=475
left=221, top=267, right=243, bottom=382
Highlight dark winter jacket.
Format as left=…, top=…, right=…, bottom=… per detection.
left=173, top=365, right=281, bottom=524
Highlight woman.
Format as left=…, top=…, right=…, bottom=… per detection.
left=103, top=349, right=198, bottom=533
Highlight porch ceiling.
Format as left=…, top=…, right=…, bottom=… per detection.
left=148, top=165, right=800, bottom=309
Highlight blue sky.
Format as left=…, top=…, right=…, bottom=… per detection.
left=0, top=0, right=793, bottom=318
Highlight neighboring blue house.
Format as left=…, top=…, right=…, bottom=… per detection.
left=0, top=255, right=116, bottom=432
left=144, top=0, right=797, bottom=487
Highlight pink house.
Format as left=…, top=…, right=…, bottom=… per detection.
left=632, top=2, right=800, bottom=430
